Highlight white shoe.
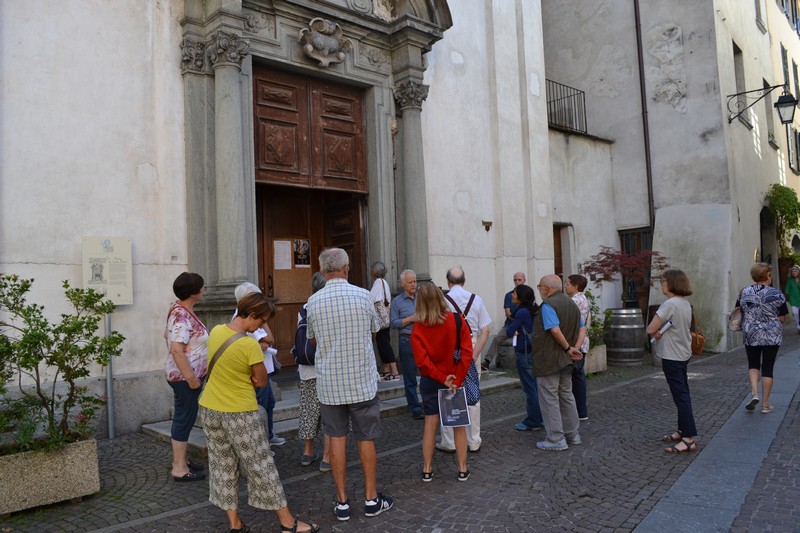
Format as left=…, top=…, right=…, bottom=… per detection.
left=269, top=435, right=286, bottom=446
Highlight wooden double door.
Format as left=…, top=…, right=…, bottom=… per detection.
left=253, top=65, right=368, bottom=366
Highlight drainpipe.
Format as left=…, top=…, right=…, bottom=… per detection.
left=634, top=0, right=656, bottom=230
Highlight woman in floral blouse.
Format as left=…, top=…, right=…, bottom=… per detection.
left=165, top=272, right=208, bottom=481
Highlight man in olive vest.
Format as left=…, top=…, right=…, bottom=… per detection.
left=532, top=275, right=586, bottom=451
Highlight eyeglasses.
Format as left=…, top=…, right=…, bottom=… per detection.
left=536, top=285, right=545, bottom=289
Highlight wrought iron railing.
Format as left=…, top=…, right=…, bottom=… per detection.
left=546, top=79, right=587, bottom=134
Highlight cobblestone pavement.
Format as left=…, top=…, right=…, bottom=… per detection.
left=2, top=335, right=799, bottom=532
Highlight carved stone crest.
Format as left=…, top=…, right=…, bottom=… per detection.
left=298, top=18, right=353, bottom=67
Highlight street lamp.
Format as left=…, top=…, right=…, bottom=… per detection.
left=774, top=92, right=798, bottom=124
left=726, top=84, right=798, bottom=124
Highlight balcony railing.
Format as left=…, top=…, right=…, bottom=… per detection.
left=546, top=79, right=587, bottom=134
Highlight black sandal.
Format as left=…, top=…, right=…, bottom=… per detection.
left=230, top=523, right=250, bottom=533
left=280, top=519, right=320, bottom=533
left=665, top=438, right=697, bottom=454
left=660, top=431, right=682, bottom=443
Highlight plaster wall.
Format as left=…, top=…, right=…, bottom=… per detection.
left=422, top=0, right=552, bottom=323
left=548, top=132, right=620, bottom=310
left=713, top=1, right=783, bottom=313
left=541, top=0, right=649, bottom=231
left=0, top=1, right=188, bottom=377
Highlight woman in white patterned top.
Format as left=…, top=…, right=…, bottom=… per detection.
left=736, top=263, right=788, bottom=414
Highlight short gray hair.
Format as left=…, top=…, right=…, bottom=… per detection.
left=371, top=261, right=387, bottom=278
left=234, top=282, right=261, bottom=303
left=399, top=269, right=416, bottom=282
left=319, top=248, right=349, bottom=274
left=311, top=271, right=327, bottom=294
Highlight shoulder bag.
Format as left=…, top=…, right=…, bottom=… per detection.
left=375, top=280, right=391, bottom=330
left=728, top=288, right=744, bottom=332
left=202, top=332, right=246, bottom=395
left=452, top=312, right=480, bottom=406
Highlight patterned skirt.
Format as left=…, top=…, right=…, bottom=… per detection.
left=297, top=378, right=322, bottom=441
left=200, top=408, right=287, bottom=511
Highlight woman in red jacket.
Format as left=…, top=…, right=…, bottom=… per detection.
left=411, top=282, right=473, bottom=482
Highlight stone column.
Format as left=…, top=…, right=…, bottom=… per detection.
left=394, top=79, right=431, bottom=282
left=180, top=37, right=217, bottom=284
left=206, top=31, right=249, bottom=290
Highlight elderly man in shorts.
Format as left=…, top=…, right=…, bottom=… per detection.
left=306, top=247, right=393, bottom=522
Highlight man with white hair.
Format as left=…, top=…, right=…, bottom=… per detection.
left=306, top=248, right=393, bottom=521
left=233, top=282, right=285, bottom=450
left=390, top=269, right=425, bottom=419
left=438, top=267, right=491, bottom=453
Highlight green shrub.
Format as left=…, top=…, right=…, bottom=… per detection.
left=0, top=274, right=124, bottom=454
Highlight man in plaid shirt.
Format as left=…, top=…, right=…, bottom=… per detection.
left=306, top=247, right=394, bottom=522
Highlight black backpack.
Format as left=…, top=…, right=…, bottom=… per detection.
left=291, top=307, right=316, bottom=365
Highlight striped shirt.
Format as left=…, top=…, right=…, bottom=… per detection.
left=306, top=277, right=381, bottom=405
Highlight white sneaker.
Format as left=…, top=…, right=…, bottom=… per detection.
left=269, top=435, right=286, bottom=446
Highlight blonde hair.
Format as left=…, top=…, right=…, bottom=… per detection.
left=415, top=282, right=448, bottom=326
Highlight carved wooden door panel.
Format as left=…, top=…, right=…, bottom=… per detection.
left=253, top=65, right=366, bottom=193
left=311, top=81, right=366, bottom=192
left=254, top=69, right=311, bottom=187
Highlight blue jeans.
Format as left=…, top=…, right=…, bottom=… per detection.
left=516, top=353, right=543, bottom=428
left=398, top=335, right=422, bottom=415
left=256, top=380, right=276, bottom=439
left=661, top=359, right=697, bottom=437
left=571, top=356, right=588, bottom=419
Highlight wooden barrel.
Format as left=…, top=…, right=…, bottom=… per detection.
left=605, top=308, right=646, bottom=367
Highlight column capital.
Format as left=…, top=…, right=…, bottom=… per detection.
left=206, top=31, right=249, bottom=70
left=180, top=38, right=206, bottom=75
left=393, top=79, right=429, bottom=111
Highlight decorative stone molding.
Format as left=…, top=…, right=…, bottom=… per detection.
left=180, top=38, right=206, bottom=74
left=206, top=31, right=250, bottom=70
left=298, top=18, right=353, bottom=67
left=244, top=12, right=275, bottom=37
left=359, top=43, right=389, bottom=68
left=393, top=80, right=429, bottom=110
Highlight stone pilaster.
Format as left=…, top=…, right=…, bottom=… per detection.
left=394, top=78, right=431, bottom=283
left=206, top=31, right=250, bottom=289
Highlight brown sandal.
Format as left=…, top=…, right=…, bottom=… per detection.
left=660, top=431, right=682, bottom=443
left=665, top=438, right=697, bottom=454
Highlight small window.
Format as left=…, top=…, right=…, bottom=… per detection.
left=782, top=44, right=790, bottom=86
left=794, top=60, right=800, bottom=100
left=765, top=79, right=777, bottom=142
left=788, top=126, right=798, bottom=172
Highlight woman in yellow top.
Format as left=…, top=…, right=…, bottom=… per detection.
left=200, top=292, right=319, bottom=533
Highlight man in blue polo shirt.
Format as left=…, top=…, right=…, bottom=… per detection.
left=389, top=269, right=424, bottom=419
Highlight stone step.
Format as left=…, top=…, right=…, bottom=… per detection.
left=141, top=371, right=518, bottom=455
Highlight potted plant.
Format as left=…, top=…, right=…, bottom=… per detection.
left=581, top=246, right=670, bottom=366
left=764, top=184, right=800, bottom=287
left=0, top=274, right=124, bottom=515
left=583, top=289, right=610, bottom=374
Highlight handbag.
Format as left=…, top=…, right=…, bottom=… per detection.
left=690, top=307, right=705, bottom=355
left=728, top=306, right=743, bottom=331
left=374, top=280, right=391, bottom=330
left=452, top=313, right=480, bottom=406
